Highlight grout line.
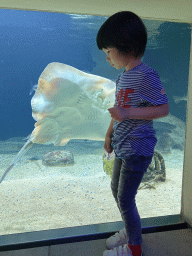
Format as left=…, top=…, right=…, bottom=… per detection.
left=48, top=245, right=51, bottom=256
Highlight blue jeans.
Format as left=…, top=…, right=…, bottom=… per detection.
left=111, top=154, right=153, bottom=246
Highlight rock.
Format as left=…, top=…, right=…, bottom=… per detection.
left=142, top=151, right=166, bottom=182
left=42, top=150, right=74, bottom=166
left=154, top=113, right=185, bottom=153
left=155, top=133, right=174, bottom=153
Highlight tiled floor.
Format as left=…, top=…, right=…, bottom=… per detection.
left=0, top=228, right=192, bottom=256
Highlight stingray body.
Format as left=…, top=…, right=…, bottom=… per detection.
left=0, top=62, right=116, bottom=183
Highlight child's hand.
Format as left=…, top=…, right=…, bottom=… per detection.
left=104, top=136, right=113, bottom=153
left=108, top=106, right=129, bottom=122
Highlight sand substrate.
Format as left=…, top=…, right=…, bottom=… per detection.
left=0, top=150, right=183, bottom=235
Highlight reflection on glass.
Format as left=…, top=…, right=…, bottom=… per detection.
left=0, top=9, right=191, bottom=235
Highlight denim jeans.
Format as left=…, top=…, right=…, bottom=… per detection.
left=111, top=154, right=153, bottom=246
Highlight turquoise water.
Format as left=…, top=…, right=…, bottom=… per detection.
left=0, top=9, right=191, bottom=235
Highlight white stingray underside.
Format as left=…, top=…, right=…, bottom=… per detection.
left=30, top=62, right=116, bottom=145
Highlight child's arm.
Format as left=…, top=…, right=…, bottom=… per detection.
left=104, top=119, right=114, bottom=153
left=108, top=103, right=169, bottom=122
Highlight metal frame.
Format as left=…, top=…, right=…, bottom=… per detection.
left=0, top=214, right=188, bottom=252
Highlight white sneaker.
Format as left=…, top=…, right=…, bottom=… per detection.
left=103, top=244, right=132, bottom=256
left=106, top=228, right=128, bottom=249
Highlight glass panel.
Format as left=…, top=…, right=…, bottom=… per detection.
left=140, top=20, right=191, bottom=218
left=0, top=9, right=191, bottom=235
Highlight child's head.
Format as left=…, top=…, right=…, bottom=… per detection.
left=97, top=11, right=147, bottom=58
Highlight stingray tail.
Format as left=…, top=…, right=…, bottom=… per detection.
left=0, top=139, right=34, bottom=184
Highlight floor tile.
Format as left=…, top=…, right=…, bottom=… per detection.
left=0, top=246, right=49, bottom=256
left=142, top=229, right=192, bottom=255
left=50, top=239, right=106, bottom=256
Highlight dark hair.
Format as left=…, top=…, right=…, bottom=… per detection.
left=96, top=11, right=147, bottom=58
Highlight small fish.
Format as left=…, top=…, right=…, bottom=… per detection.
left=28, top=157, right=43, bottom=171
left=173, top=95, right=187, bottom=104
left=29, top=81, right=38, bottom=96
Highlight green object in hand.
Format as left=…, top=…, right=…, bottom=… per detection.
left=102, top=151, right=115, bottom=178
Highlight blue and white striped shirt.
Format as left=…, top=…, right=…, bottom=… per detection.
left=112, top=63, right=169, bottom=158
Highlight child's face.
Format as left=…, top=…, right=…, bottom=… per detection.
left=102, top=47, right=132, bottom=70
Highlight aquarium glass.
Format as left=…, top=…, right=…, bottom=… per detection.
left=0, top=9, right=191, bottom=235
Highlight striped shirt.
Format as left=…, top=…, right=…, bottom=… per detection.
left=111, top=63, right=169, bottom=158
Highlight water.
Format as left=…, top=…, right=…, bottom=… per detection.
left=0, top=9, right=191, bottom=235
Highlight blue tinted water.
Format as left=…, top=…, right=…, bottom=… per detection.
left=0, top=9, right=191, bottom=140
left=0, top=9, right=191, bottom=235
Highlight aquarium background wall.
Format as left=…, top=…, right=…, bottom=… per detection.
left=0, top=9, right=191, bottom=235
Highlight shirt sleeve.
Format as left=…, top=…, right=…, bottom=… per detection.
left=139, top=71, right=169, bottom=106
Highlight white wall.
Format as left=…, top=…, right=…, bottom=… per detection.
left=0, top=0, right=191, bottom=23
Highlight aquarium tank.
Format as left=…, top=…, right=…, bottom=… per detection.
left=0, top=9, right=191, bottom=235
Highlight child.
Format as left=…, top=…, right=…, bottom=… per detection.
left=96, top=11, right=169, bottom=256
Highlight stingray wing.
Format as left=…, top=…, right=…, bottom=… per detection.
left=30, top=63, right=116, bottom=146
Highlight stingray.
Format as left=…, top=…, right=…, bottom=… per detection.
left=0, top=62, right=116, bottom=183
left=153, top=121, right=176, bottom=136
